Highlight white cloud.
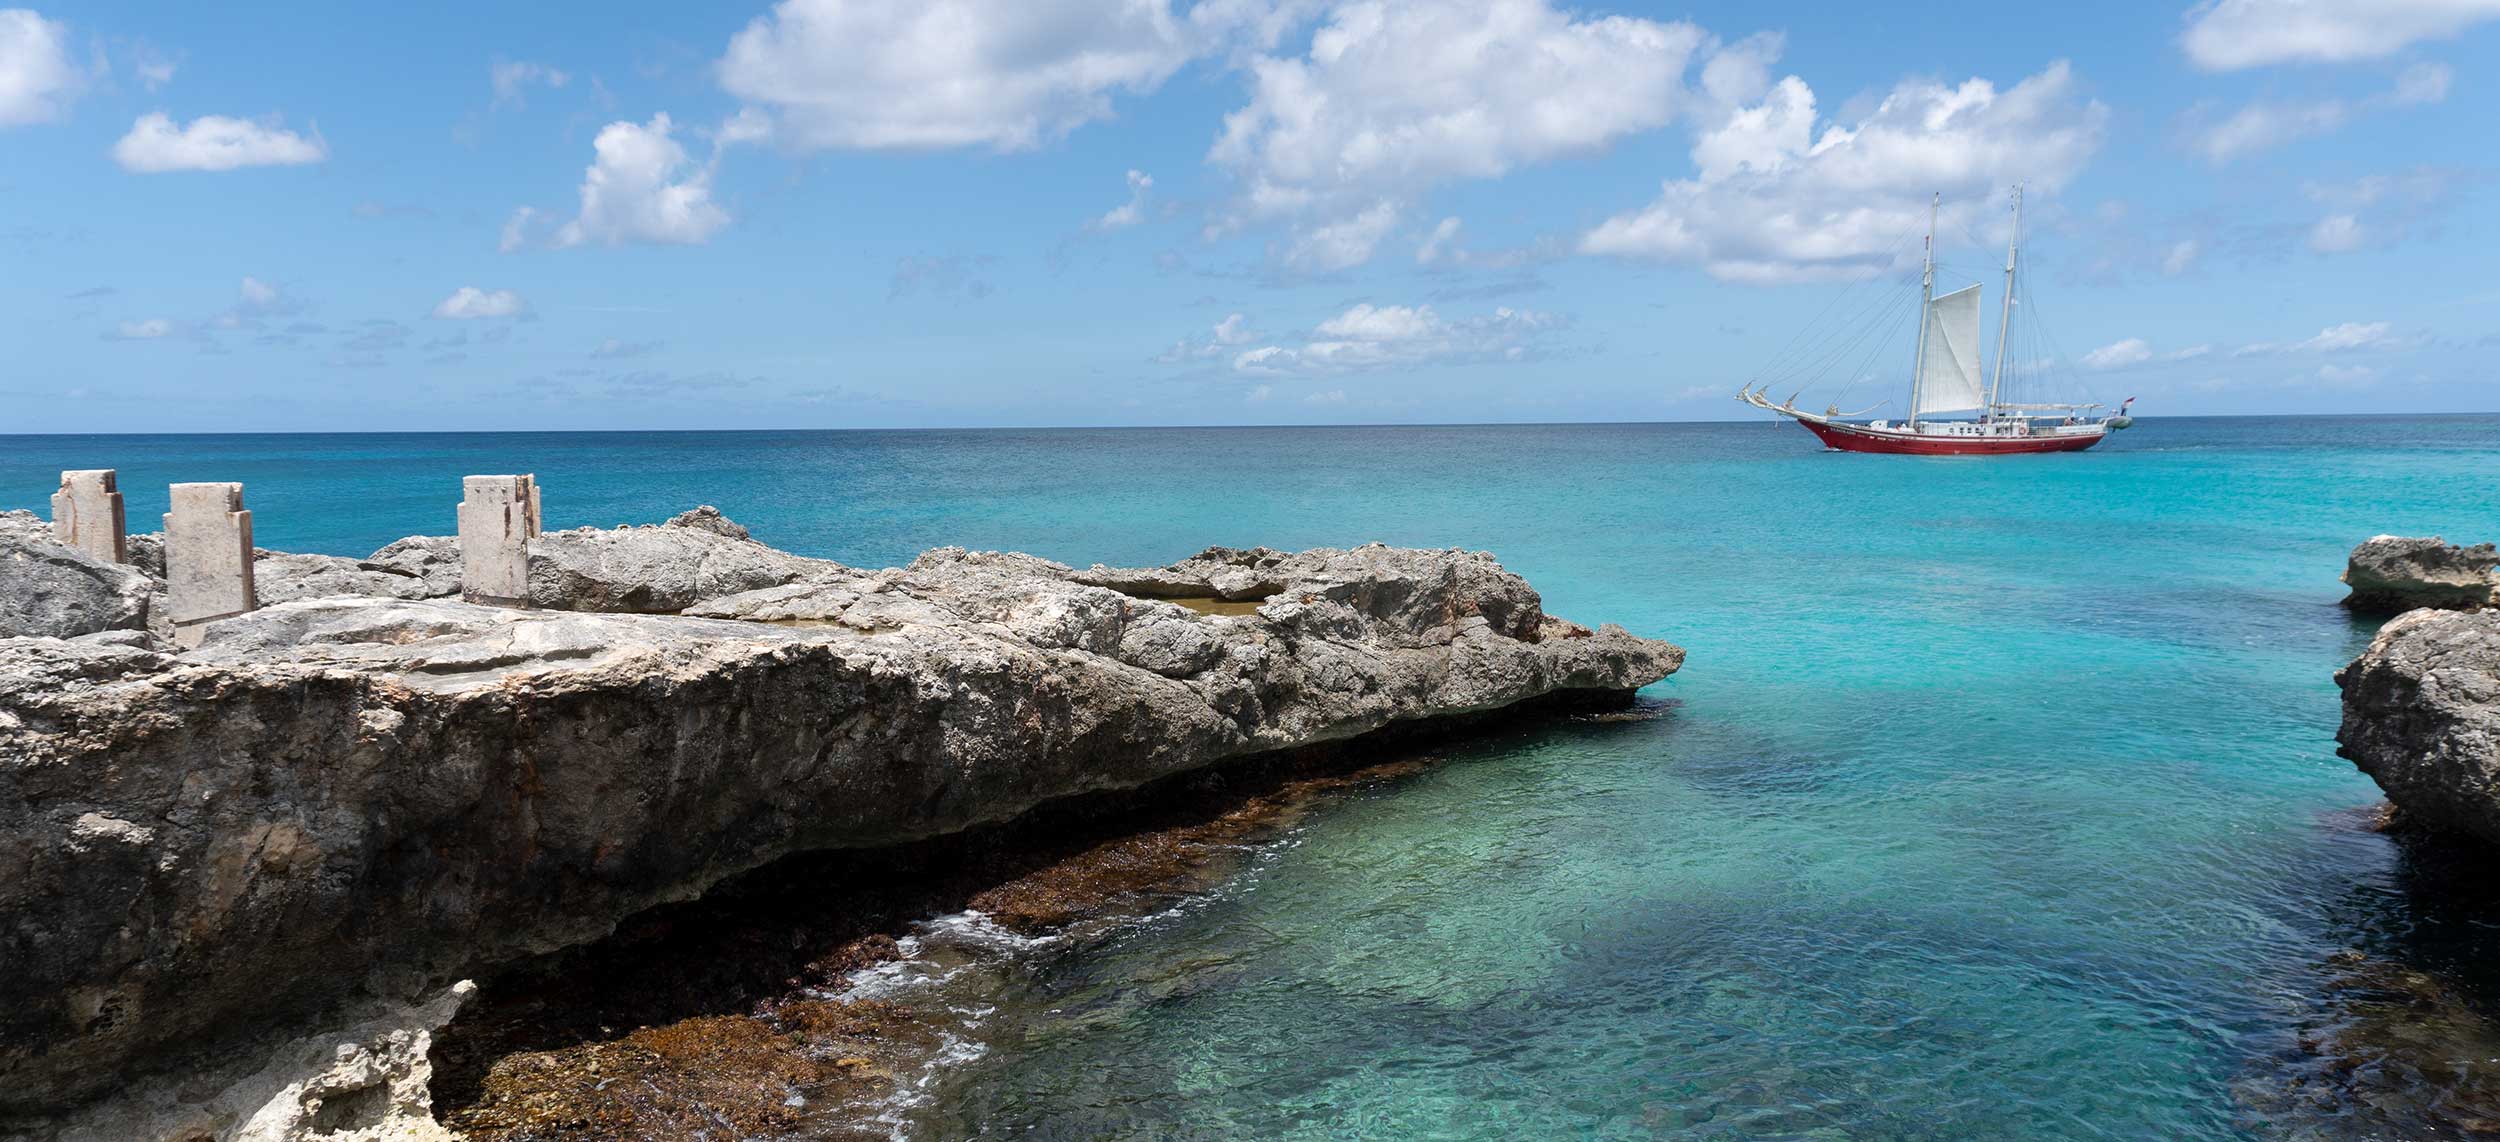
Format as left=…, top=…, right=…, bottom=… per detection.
left=2187, top=100, right=2347, bottom=163
left=2183, top=64, right=2452, bottom=163
left=112, top=112, right=327, bottom=172
left=2082, top=338, right=2213, bottom=370
left=2314, top=362, right=2381, bottom=387
left=491, top=59, right=570, bottom=108
left=1416, top=217, right=1463, bottom=265
left=129, top=46, right=176, bottom=92
left=718, top=0, right=1242, bottom=151
left=1231, top=301, right=1556, bottom=374
left=2238, top=320, right=2397, bottom=356
left=107, top=317, right=174, bottom=340
left=2309, top=213, right=2364, bottom=252
left=1583, top=60, right=2106, bottom=283
left=1284, top=200, right=1401, bottom=273
left=498, top=206, right=539, bottom=253
left=2161, top=239, right=2201, bottom=275
left=2082, top=338, right=2153, bottom=369
left=431, top=286, right=528, bottom=320
left=1211, top=0, right=1706, bottom=271
left=1095, top=168, right=1152, bottom=230
left=2181, top=0, right=2500, bottom=69
left=0, top=8, right=78, bottom=127
left=240, top=276, right=279, bottom=306
left=2293, top=321, right=2392, bottom=351
left=554, top=114, right=730, bottom=247
left=1156, top=311, right=1256, bottom=362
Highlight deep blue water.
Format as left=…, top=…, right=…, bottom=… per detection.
left=7, top=416, right=2498, bottom=1138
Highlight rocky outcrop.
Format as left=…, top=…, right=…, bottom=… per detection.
left=525, top=510, right=838, bottom=612
left=2343, top=535, right=2499, bottom=613
left=0, top=510, right=155, bottom=640
left=2337, top=608, right=2500, bottom=845
left=0, top=528, right=1679, bottom=1138
left=356, top=536, right=463, bottom=599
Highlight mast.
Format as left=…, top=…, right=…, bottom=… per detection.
left=1908, top=192, right=1938, bottom=428
left=1987, top=183, right=2022, bottom=421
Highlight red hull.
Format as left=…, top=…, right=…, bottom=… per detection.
left=1800, top=420, right=2103, bottom=455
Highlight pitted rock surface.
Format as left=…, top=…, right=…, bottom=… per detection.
left=2342, top=535, right=2498, bottom=613
left=2337, top=608, right=2500, bottom=845
left=0, top=523, right=1680, bottom=1136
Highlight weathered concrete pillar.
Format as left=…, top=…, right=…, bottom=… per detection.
left=50, top=469, right=128, bottom=563
left=458, top=474, right=541, bottom=606
left=164, top=482, right=256, bottom=646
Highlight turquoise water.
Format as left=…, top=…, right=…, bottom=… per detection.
left=7, top=416, right=2498, bottom=1137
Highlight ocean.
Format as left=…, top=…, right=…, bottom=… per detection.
left=8, top=415, right=2497, bottom=1138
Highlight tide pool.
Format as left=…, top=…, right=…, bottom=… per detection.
left=7, top=414, right=2495, bottom=1137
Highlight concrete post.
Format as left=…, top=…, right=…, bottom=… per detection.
left=50, top=469, right=128, bottom=563
left=458, top=474, right=540, bottom=606
left=165, top=482, right=256, bottom=646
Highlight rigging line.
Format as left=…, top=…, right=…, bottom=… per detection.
left=1754, top=275, right=1912, bottom=390
left=1772, top=277, right=1917, bottom=394
left=1749, top=263, right=1916, bottom=391
left=1840, top=302, right=1912, bottom=410
left=1741, top=222, right=1922, bottom=385
left=1815, top=279, right=1922, bottom=397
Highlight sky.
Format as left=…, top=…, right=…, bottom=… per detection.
left=2, top=0, right=2495, bottom=432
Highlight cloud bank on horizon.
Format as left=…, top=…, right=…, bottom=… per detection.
left=2, top=0, right=2494, bottom=431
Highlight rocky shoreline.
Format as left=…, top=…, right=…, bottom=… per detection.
left=0, top=508, right=1680, bottom=1140
left=2333, top=534, right=2500, bottom=850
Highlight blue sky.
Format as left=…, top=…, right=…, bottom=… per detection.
left=3, top=0, right=2494, bottom=432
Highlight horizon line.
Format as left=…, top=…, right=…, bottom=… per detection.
left=4, top=409, right=2498, bottom=438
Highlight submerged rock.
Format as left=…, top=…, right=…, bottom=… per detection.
left=2342, top=535, right=2499, bottom=613
left=2336, top=608, right=2500, bottom=845
left=0, top=509, right=155, bottom=639
left=0, top=531, right=1679, bottom=1137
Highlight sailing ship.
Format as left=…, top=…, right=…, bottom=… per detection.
left=1737, top=186, right=2134, bottom=455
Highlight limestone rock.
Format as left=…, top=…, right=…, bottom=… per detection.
left=255, top=552, right=444, bottom=606
left=665, top=504, right=751, bottom=540
left=48, top=984, right=473, bottom=1142
left=526, top=515, right=843, bottom=612
left=2342, top=535, right=2499, bottom=613
left=0, top=540, right=1679, bottom=1133
left=0, top=509, right=155, bottom=639
left=2337, top=608, right=2500, bottom=845
left=359, top=536, right=463, bottom=598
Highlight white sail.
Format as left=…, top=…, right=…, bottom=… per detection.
left=1913, top=284, right=1985, bottom=416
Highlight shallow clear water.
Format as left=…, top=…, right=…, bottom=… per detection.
left=8, top=416, right=2498, bottom=1137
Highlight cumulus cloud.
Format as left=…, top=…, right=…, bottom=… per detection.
left=1157, top=312, right=1256, bottom=362
left=2082, top=339, right=2152, bottom=370
left=717, top=0, right=1235, bottom=151
left=1095, top=169, right=1153, bottom=230
left=1229, top=301, right=1557, bottom=374
left=1583, top=60, right=2106, bottom=283
left=1212, top=0, right=1708, bottom=271
left=2082, top=338, right=2211, bottom=369
left=490, top=59, right=570, bottom=108
left=554, top=114, right=730, bottom=247
left=2182, top=63, right=2451, bottom=163
left=0, top=8, right=79, bottom=126
left=2295, top=165, right=2469, bottom=253
left=112, top=112, right=327, bottom=172
left=2180, top=0, right=2500, bottom=69
left=431, top=286, right=528, bottom=320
